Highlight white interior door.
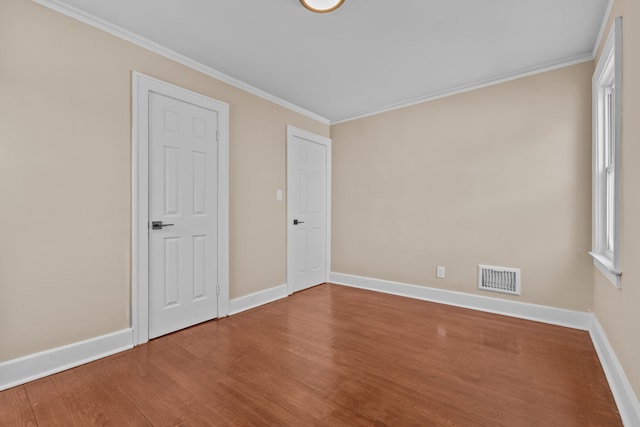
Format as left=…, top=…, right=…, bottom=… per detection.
left=287, top=126, right=331, bottom=294
left=148, top=91, right=219, bottom=339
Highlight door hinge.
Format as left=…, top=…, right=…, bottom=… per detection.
left=216, top=285, right=220, bottom=296
left=216, top=129, right=220, bottom=142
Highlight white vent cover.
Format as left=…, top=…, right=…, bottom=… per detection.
left=478, top=265, right=521, bottom=295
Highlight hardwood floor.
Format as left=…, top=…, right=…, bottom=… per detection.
left=0, top=284, right=622, bottom=426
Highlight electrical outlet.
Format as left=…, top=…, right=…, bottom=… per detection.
left=436, top=266, right=446, bottom=279
left=276, top=189, right=283, bottom=201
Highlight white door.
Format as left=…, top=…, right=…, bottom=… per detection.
left=287, top=126, right=330, bottom=294
left=148, top=92, right=218, bottom=339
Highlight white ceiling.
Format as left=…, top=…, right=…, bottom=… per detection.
left=46, top=0, right=609, bottom=123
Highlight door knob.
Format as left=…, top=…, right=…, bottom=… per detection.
left=293, top=219, right=305, bottom=225
left=152, top=221, right=175, bottom=230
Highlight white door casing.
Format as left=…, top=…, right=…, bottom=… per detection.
left=287, top=126, right=331, bottom=294
left=133, top=72, right=229, bottom=345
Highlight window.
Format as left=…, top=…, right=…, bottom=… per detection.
left=591, top=17, right=622, bottom=288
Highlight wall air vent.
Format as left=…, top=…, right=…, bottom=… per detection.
left=478, top=265, right=521, bottom=295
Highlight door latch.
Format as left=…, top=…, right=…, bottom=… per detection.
left=152, top=221, right=175, bottom=230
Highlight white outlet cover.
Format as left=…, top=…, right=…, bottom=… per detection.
left=276, top=189, right=283, bottom=201
left=436, top=266, right=446, bottom=279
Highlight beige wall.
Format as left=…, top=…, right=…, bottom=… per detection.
left=592, top=0, right=640, bottom=400
left=0, top=0, right=328, bottom=362
left=331, top=62, right=594, bottom=311
left=3, top=1, right=637, bottom=402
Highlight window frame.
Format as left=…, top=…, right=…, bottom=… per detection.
left=590, top=17, right=622, bottom=288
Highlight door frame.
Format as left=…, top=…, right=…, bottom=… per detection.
left=132, top=72, right=230, bottom=345
left=286, top=125, right=332, bottom=295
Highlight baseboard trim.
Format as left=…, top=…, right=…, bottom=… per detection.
left=0, top=284, right=290, bottom=391
left=3, top=281, right=637, bottom=425
left=590, top=317, right=640, bottom=427
left=330, top=272, right=592, bottom=330
left=0, top=328, right=133, bottom=391
left=330, top=272, right=640, bottom=426
left=228, top=284, right=288, bottom=316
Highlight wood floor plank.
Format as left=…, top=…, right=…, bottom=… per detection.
left=0, top=386, right=37, bottom=427
left=226, top=358, right=337, bottom=424
left=87, top=344, right=202, bottom=426
left=318, top=405, right=387, bottom=427
left=165, top=318, right=254, bottom=370
left=4, top=283, right=622, bottom=426
left=173, top=400, right=253, bottom=427
left=25, top=373, right=152, bottom=426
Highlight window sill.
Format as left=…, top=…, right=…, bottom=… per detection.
left=589, top=251, right=621, bottom=289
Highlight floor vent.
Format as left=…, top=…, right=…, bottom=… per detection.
left=478, top=265, right=521, bottom=295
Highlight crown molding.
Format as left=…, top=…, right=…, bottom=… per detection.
left=31, top=0, right=331, bottom=126
left=592, top=0, right=616, bottom=59
left=330, top=54, right=594, bottom=125
left=32, top=0, right=604, bottom=128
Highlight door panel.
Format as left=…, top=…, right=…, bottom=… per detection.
left=163, top=237, right=180, bottom=306
left=288, top=130, right=328, bottom=293
left=149, top=92, right=218, bottom=339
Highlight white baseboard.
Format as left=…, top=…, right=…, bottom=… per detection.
left=0, top=328, right=133, bottom=391
left=228, top=284, right=288, bottom=316
left=3, top=280, right=637, bottom=426
left=330, top=272, right=640, bottom=426
left=590, top=318, right=640, bottom=427
left=330, top=272, right=592, bottom=330
left=0, top=284, right=290, bottom=391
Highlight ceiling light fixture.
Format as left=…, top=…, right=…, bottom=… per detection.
left=300, top=0, right=345, bottom=13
